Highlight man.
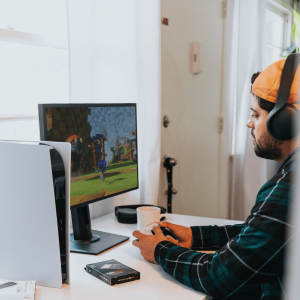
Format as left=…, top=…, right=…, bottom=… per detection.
left=132, top=58, right=300, bottom=300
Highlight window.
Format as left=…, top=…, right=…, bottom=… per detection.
left=0, top=0, right=69, bottom=141
left=265, top=0, right=292, bottom=68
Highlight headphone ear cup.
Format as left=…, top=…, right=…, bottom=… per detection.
left=267, top=106, right=298, bottom=141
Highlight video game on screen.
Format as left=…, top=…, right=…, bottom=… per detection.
left=45, top=106, right=138, bottom=207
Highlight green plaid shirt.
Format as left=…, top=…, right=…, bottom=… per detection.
left=155, top=149, right=299, bottom=300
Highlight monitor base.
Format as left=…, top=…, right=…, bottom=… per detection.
left=70, top=233, right=100, bottom=243
left=70, top=230, right=129, bottom=255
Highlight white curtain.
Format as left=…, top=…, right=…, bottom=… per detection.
left=225, top=0, right=267, bottom=221
left=67, top=0, right=161, bottom=218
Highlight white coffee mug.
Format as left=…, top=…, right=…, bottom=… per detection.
left=137, top=206, right=170, bottom=231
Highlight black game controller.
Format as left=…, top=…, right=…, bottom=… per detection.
left=152, top=226, right=179, bottom=241
left=140, top=223, right=179, bottom=241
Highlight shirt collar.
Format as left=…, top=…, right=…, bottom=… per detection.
left=278, top=146, right=300, bottom=173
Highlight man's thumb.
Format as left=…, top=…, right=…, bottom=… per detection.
left=166, top=235, right=179, bottom=244
left=158, top=222, right=176, bottom=231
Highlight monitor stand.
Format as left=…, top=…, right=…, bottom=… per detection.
left=70, top=205, right=129, bottom=255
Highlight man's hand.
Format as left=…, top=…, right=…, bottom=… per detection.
left=132, top=226, right=168, bottom=264
left=158, top=222, right=194, bottom=248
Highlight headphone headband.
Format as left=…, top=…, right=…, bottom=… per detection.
left=274, top=54, right=300, bottom=114
left=266, top=53, right=300, bottom=140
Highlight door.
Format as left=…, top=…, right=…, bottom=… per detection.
left=160, top=0, right=228, bottom=218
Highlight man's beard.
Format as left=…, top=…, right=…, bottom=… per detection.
left=252, top=130, right=283, bottom=160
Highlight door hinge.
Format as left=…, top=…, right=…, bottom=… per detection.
left=162, top=18, right=169, bottom=26
left=222, top=0, right=227, bottom=19
left=218, top=116, right=224, bottom=133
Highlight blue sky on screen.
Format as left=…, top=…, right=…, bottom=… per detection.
left=88, top=106, right=136, bottom=162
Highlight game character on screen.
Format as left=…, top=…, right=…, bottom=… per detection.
left=97, top=158, right=106, bottom=183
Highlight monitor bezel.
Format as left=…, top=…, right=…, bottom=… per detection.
left=38, top=103, right=139, bottom=209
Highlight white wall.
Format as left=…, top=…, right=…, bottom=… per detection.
left=67, top=0, right=162, bottom=219
left=160, top=0, right=230, bottom=219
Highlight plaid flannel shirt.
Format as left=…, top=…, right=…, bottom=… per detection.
left=155, top=149, right=299, bottom=300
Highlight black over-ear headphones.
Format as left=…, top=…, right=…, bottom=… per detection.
left=266, top=53, right=300, bottom=141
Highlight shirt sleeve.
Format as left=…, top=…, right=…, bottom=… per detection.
left=154, top=178, right=291, bottom=299
left=191, top=223, right=245, bottom=250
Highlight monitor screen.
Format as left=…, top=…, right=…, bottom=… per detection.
left=39, top=104, right=138, bottom=208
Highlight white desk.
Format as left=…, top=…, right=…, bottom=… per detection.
left=36, top=213, right=243, bottom=300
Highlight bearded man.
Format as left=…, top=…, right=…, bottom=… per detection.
left=132, top=57, right=300, bottom=300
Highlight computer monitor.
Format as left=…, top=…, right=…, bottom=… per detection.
left=39, top=103, right=138, bottom=254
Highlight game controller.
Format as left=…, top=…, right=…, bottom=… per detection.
left=139, top=223, right=179, bottom=241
